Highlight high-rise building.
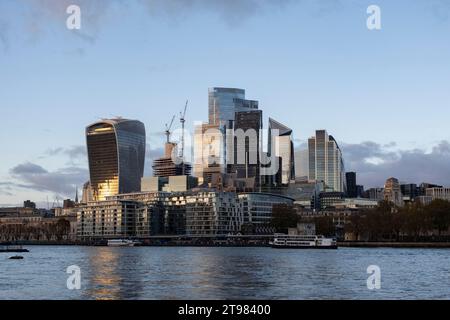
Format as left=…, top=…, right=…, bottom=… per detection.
left=346, top=172, right=357, bottom=198
left=86, top=118, right=146, bottom=201
left=267, top=118, right=295, bottom=185
left=208, top=87, right=258, bottom=127
left=384, top=177, right=404, bottom=206
left=227, top=110, right=263, bottom=186
left=364, top=187, right=384, bottom=201
left=400, top=183, right=419, bottom=201
left=195, top=88, right=260, bottom=183
left=193, top=123, right=223, bottom=183
left=308, top=130, right=345, bottom=192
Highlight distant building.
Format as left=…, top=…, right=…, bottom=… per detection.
left=238, top=193, right=294, bottom=232
left=356, top=185, right=364, bottom=198
left=23, top=200, right=36, bottom=209
left=346, top=172, right=357, bottom=198
left=419, top=183, right=443, bottom=196
left=227, top=110, right=263, bottom=187
left=319, top=192, right=345, bottom=209
left=77, top=200, right=141, bottom=238
left=141, top=175, right=198, bottom=193
left=308, top=130, right=345, bottom=192
left=81, top=181, right=94, bottom=203
left=384, top=177, right=404, bottom=206
left=193, top=123, right=223, bottom=184
left=426, top=188, right=450, bottom=201
left=185, top=191, right=241, bottom=236
left=152, top=142, right=192, bottom=177
left=86, top=118, right=146, bottom=201
left=400, top=183, right=419, bottom=201
left=364, top=187, right=384, bottom=201
left=267, top=118, right=295, bottom=186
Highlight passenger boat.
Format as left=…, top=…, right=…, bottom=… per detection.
left=107, top=239, right=141, bottom=247
left=270, top=234, right=338, bottom=249
left=0, top=244, right=29, bottom=253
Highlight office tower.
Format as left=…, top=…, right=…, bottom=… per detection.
left=308, top=130, right=345, bottom=192
left=294, top=149, right=309, bottom=181
left=193, top=123, right=223, bottom=183
left=364, top=187, right=384, bottom=201
left=152, top=142, right=192, bottom=177
left=384, top=177, right=404, bottom=206
left=208, top=87, right=258, bottom=127
left=208, top=88, right=259, bottom=170
left=227, top=110, right=263, bottom=187
left=400, top=183, right=419, bottom=201
left=268, top=118, right=295, bottom=185
left=86, top=118, right=146, bottom=201
left=356, top=185, right=364, bottom=198
left=346, top=172, right=357, bottom=198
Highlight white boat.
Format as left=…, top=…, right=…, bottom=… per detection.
left=270, top=234, right=337, bottom=249
left=107, top=239, right=141, bottom=247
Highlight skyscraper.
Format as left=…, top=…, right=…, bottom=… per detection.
left=86, top=118, right=146, bottom=201
left=384, top=177, right=404, bottom=207
left=308, top=130, right=345, bottom=192
left=346, top=172, right=357, bottom=198
left=228, top=110, right=263, bottom=186
left=195, top=88, right=260, bottom=182
left=208, top=87, right=258, bottom=127
left=268, top=118, right=295, bottom=185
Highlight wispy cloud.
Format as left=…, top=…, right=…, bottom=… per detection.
left=8, top=162, right=88, bottom=197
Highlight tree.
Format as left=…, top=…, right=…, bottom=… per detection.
left=426, top=199, right=450, bottom=237
left=270, top=204, right=300, bottom=233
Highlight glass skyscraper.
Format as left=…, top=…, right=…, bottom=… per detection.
left=308, top=130, right=345, bottom=192
left=268, top=118, right=295, bottom=185
left=86, top=118, right=146, bottom=201
left=208, top=87, right=258, bottom=127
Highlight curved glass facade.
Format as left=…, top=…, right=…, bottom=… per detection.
left=86, top=119, right=146, bottom=201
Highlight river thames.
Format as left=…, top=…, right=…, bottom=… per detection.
left=1, top=246, right=450, bottom=300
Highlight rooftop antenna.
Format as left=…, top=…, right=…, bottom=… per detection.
left=165, top=115, right=176, bottom=143
left=180, top=100, right=188, bottom=173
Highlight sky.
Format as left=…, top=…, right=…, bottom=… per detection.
left=1, top=0, right=450, bottom=207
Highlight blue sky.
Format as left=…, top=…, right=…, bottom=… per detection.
left=1, top=0, right=450, bottom=206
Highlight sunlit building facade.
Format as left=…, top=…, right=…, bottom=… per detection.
left=86, top=119, right=146, bottom=201
left=308, top=130, right=345, bottom=192
left=384, top=177, right=404, bottom=207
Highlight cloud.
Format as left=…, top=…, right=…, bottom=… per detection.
left=0, top=0, right=295, bottom=48
left=45, top=145, right=87, bottom=159
left=8, top=162, right=88, bottom=197
left=341, top=140, right=450, bottom=188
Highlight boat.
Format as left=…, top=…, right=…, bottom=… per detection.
left=9, top=256, right=24, bottom=260
left=0, top=244, right=29, bottom=253
left=270, top=234, right=338, bottom=249
left=107, top=239, right=141, bottom=247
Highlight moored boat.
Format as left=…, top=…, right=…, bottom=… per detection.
left=107, top=239, right=141, bottom=247
left=270, top=234, right=337, bottom=249
left=0, top=244, right=29, bottom=253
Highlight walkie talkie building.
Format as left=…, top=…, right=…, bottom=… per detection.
left=86, top=118, right=146, bottom=201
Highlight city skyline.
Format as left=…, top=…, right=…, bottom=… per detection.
left=2, top=0, right=450, bottom=205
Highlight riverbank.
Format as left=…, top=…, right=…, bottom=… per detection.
left=338, top=241, right=450, bottom=248
left=6, top=240, right=450, bottom=248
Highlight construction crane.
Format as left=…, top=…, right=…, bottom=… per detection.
left=165, top=115, right=176, bottom=143
left=179, top=100, right=188, bottom=165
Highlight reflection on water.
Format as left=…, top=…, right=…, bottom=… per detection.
left=2, top=246, right=450, bottom=300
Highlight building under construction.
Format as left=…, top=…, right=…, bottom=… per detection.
left=152, top=142, right=192, bottom=177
